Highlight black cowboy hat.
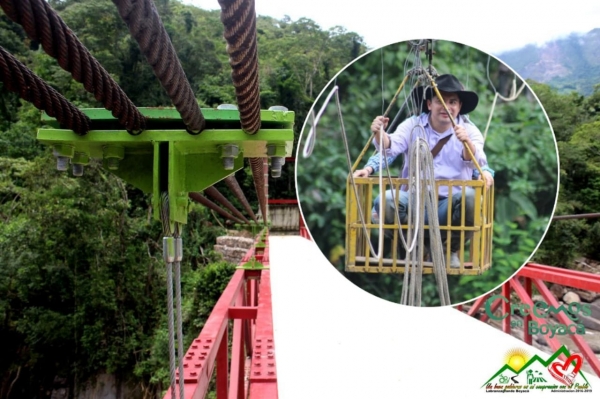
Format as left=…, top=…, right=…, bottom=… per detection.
left=412, top=74, right=479, bottom=115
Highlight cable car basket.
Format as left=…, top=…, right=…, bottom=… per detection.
left=346, top=176, right=494, bottom=275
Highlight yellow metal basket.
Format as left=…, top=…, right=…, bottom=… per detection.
left=345, top=176, right=494, bottom=275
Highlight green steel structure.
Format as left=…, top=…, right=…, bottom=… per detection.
left=38, top=107, right=295, bottom=231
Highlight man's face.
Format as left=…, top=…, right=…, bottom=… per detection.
left=426, top=91, right=462, bottom=130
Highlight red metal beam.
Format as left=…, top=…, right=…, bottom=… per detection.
left=466, top=293, right=491, bottom=317
left=519, top=263, right=600, bottom=292
left=249, top=270, right=278, bottom=398
left=529, top=277, right=600, bottom=376
left=267, top=199, right=298, bottom=205
left=509, top=277, right=563, bottom=354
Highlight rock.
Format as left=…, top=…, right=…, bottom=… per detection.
left=532, top=294, right=544, bottom=303
left=563, top=291, right=581, bottom=304
left=591, top=299, right=600, bottom=320
left=574, top=289, right=600, bottom=303
left=550, top=284, right=566, bottom=301
left=576, top=313, right=600, bottom=332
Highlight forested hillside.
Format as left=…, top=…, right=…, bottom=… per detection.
left=0, top=0, right=365, bottom=397
left=500, top=28, right=600, bottom=95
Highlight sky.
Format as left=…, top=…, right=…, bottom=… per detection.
left=183, top=0, right=600, bottom=54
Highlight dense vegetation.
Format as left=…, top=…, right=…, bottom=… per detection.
left=530, top=82, right=600, bottom=265
left=0, top=0, right=365, bottom=397
left=296, top=41, right=559, bottom=305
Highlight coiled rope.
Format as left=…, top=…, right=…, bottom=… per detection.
left=0, top=0, right=146, bottom=133
left=0, top=46, right=91, bottom=135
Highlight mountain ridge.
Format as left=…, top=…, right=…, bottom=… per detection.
left=500, top=28, right=600, bottom=95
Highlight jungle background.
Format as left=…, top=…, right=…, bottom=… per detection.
left=296, top=40, right=559, bottom=306
left=0, top=0, right=599, bottom=398
left=0, top=0, right=364, bottom=397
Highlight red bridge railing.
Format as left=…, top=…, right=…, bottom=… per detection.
left=457, top=263, right=600, bottom=377
left=164, top=234, right=276, bottom=399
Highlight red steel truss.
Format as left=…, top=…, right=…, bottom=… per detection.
left=163, top=235, right=277, bottom=399
left=458, top=263, right=600, bottom=377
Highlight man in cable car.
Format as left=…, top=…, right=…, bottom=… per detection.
left=353, top=74, right=493, bottom=268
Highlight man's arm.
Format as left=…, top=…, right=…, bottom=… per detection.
left=354, top=152, right=398, bottom=177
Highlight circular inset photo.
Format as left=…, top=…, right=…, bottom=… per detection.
left=296, top=39, right=559, bottom=307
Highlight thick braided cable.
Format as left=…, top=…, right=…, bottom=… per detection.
left=188, top=192, right=245, bottom=224
left=224, top=175, right=258, bottom=222
left=111, top=0, right=205, bottom=134
left=204, top=186, right=249, bottom=224
left=249, top=158, right=268, bottom=224
left=0, top=46, right=90, bottom=135
left=218, top=0, right=261, bottom=134
left=0, top=0, right=146, bottom=133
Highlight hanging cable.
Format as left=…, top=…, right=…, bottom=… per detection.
left=0, top=0, right=146, bottom=134
left=483, top=56, right=527, bottom=140
left=224, top=175, right=258, bottom=222
left=173, top=223, right=185, bottom=399
left=0, top=46, right=91, bottom=135
left=249, top=158, right=268, bottom=224
left=204, top=186, right=249, bottom=223
left=189, top=192, right=245, bottom=224
left=111, top=0, right=205, bottom=134
left=159, top=193, right=179, bottom=399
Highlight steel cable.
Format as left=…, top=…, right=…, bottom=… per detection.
left=224, top=175, right=258, bottom=222
left=111, top=0, right=205, bottom=134
left=218, top=0, right=261, bottom=134
left=249, top=158, right=268, bottom=225
left=0, top=46, right=90, bottom=135
left=204, top=185, right=249, bottom=223
left=189, top=192, right=245, bottom=224
left=0, top=0, right=146, bottom=133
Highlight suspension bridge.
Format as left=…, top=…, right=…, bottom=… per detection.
left=0, top=1, right=599, bottom=398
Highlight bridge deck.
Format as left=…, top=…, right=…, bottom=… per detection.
left=269, top=236, right=599, bottom=398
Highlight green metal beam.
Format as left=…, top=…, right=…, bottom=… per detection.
left=37, top=107, right=295, bottom=229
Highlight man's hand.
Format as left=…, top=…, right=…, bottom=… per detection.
left=454, top=124, right=476, bottom=160
left=454, top=125, right=470, bottom=143
left=353, top=167, right=373, bottom=178
left=371, top=116, right=390, bottom=148
left=479, top=170, right=494, bottom=189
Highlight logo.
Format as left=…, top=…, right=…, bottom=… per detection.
left=484, top=295, right=589, bottom=338
left=482, top=346, right=592, bottom=393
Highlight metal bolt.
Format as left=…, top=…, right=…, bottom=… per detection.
left=72, top=163, right=84, bottom=176
left=270, top=157, right=284, bottom=178
left=56, top=156, right=69, bottom=171
left=220, top=144, right=240, bottom=170
left=268, top=105, right=288, bottom=112
left=106, top=157, right=120, bottom=170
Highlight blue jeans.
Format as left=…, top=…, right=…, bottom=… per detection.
left=372, top=188, right=475, bottom=252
